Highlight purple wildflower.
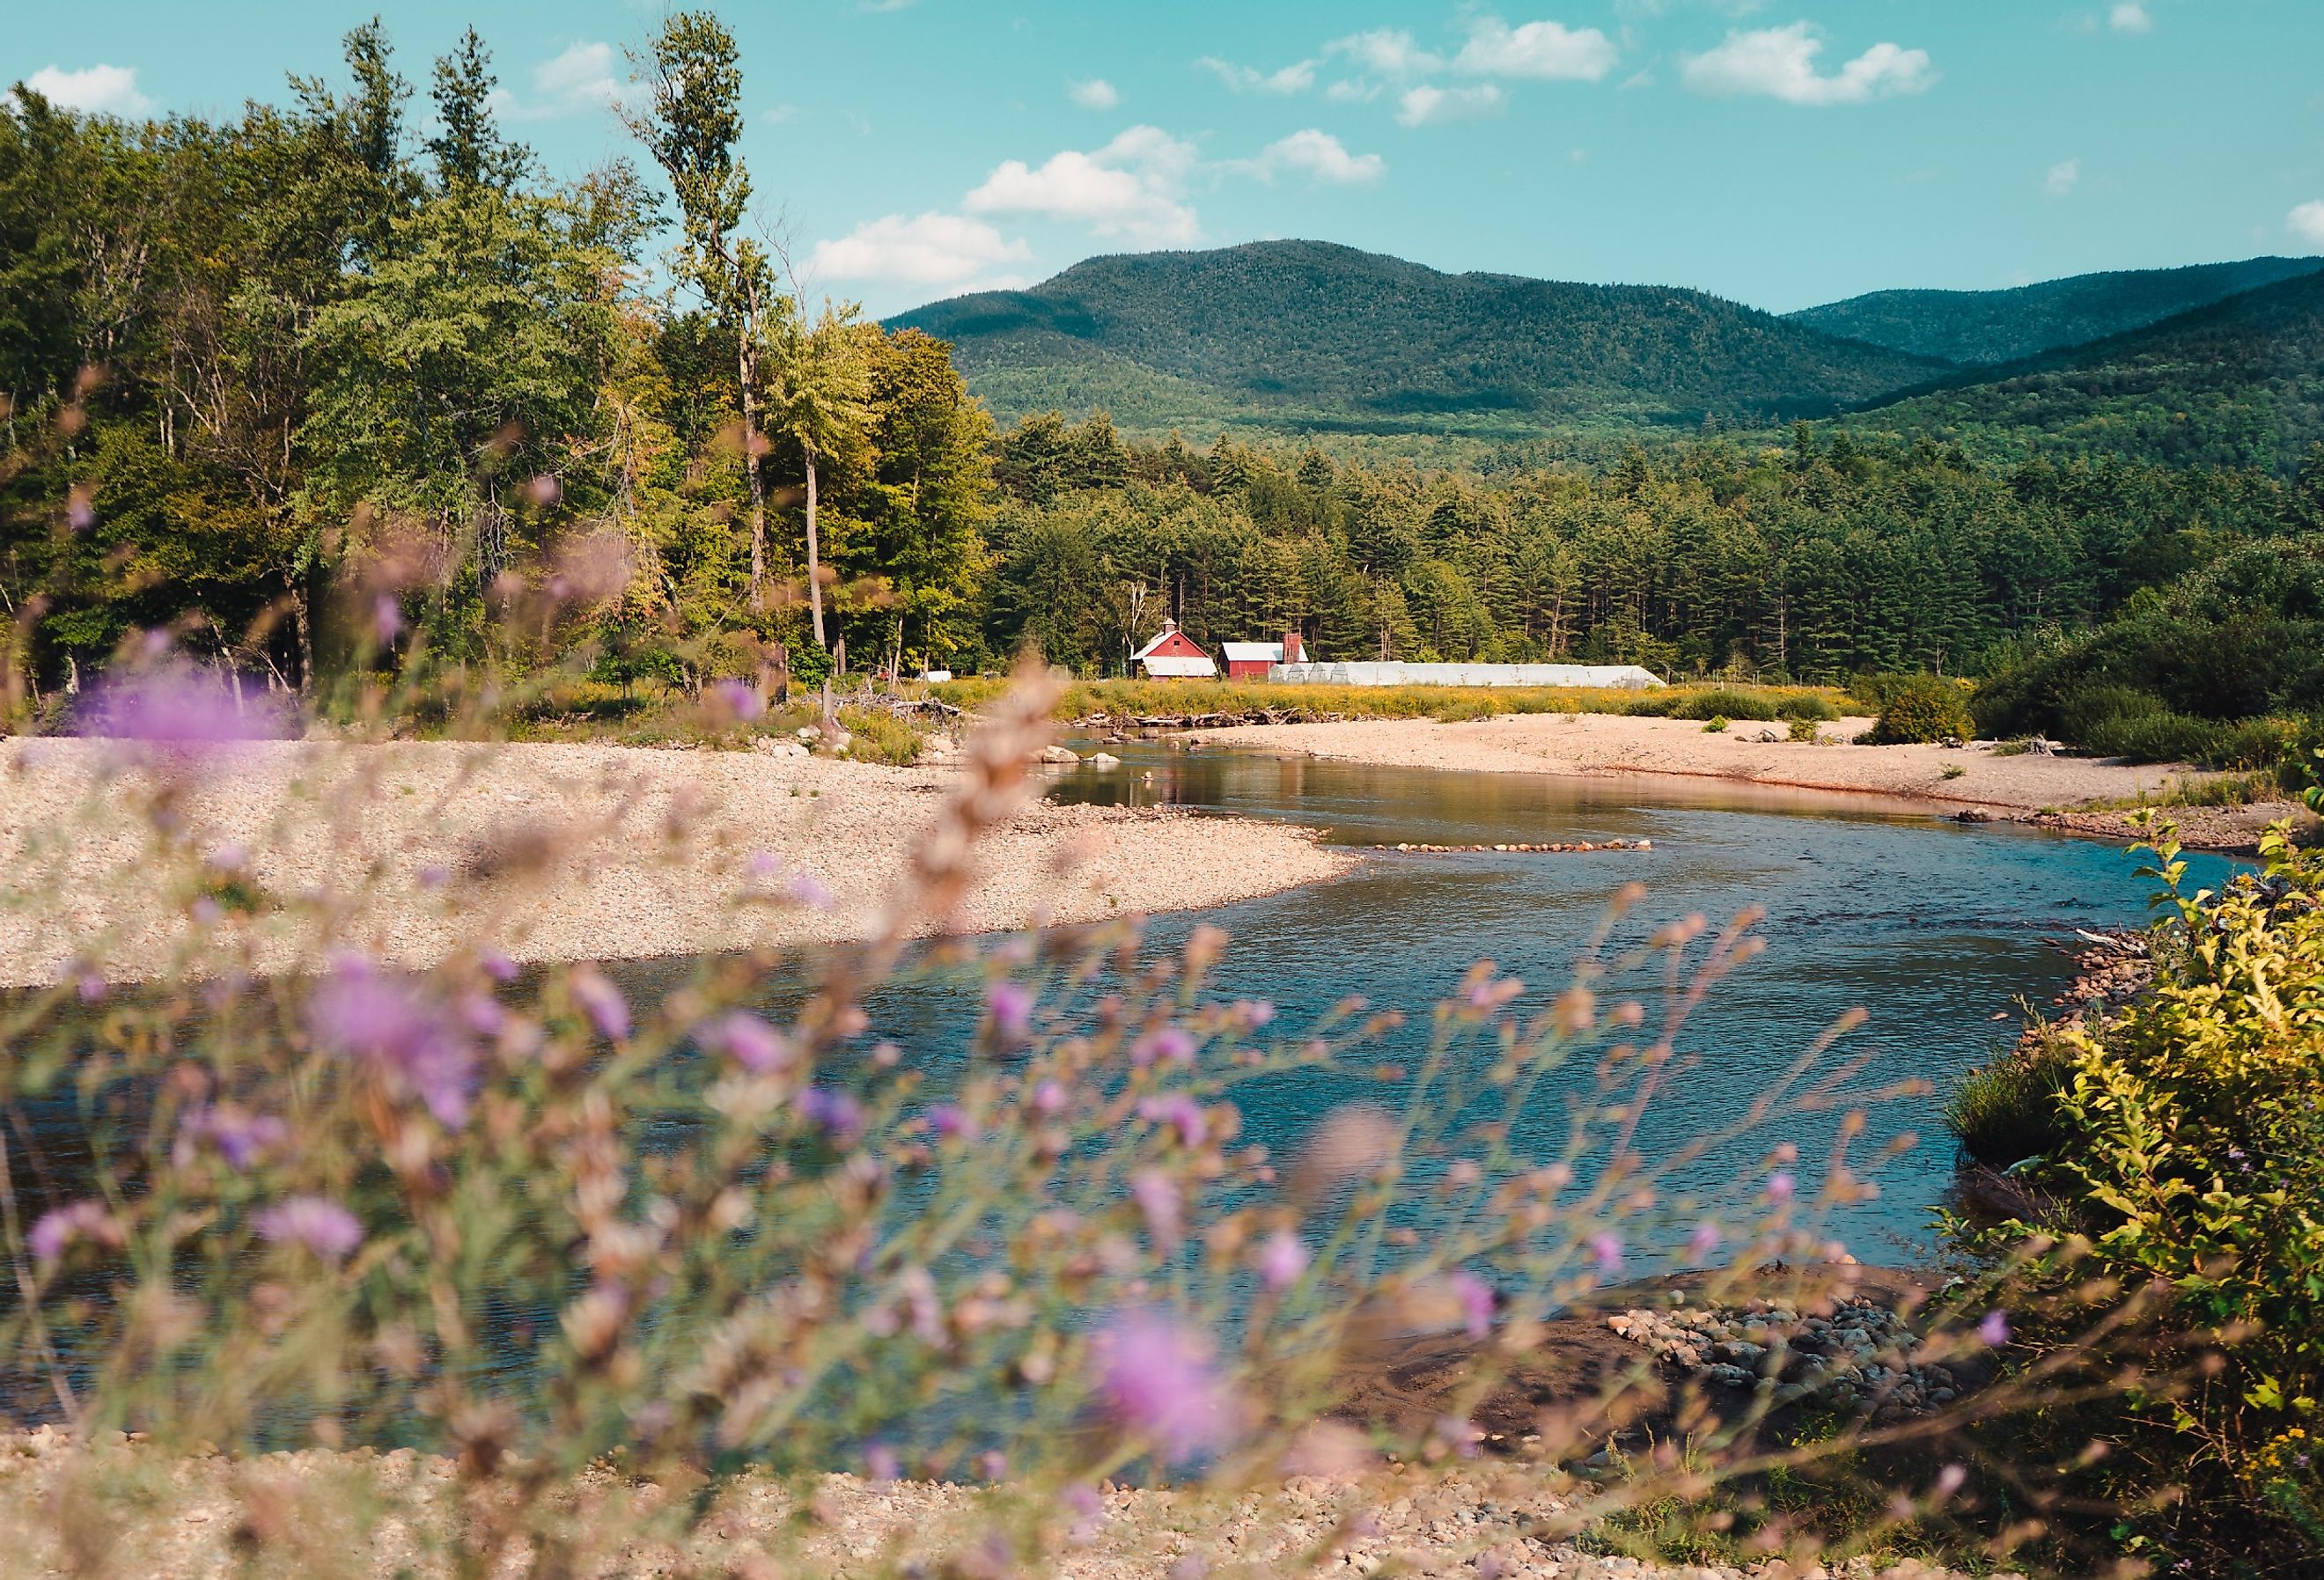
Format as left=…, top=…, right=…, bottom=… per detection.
left=190, top=896, right=222, bottom=926
left=799, top=1086, right=864, bottom=1141
left=181, top=1106, right=288, bottom=1172
left=1934, top=1464, right=1967, bottom=1500
left=1257, top=1230, right=1308, bottom=1290
left=1131, top=1167, right=1182, bottom=1247
left=529, top=473, right=562, bottom=509
left=82, top=665, right=285, bottom=745
left=480, top=950, right=518, bottom=983
left=864, top=1444, right=901, bottom=1483
left=788, top=871, right=835, bottom=911
left=702, top=1011, right=790, bottom=1074
left=28, top=1200, right=117, bottom=1263
left=67, top=491, right=95, bottom=533
left=1033, top=1079, right=1069, bottom=1115
left=254, top=1196, right=364, bottom=1261
left=74, top=971, right=107, bottom=1004
left=1589, top=1231, right=1624, bottom=1275
left=1436, top=1414, right=1481, bottom=1459
left=1063, top=1482, right=1105, bottom=1544
left=1979, top=1309, right=2011, bottom=1347
left=1139, top=1093, right=1208, bottom=1148
left=1132, top=1025, right=1197, bottom=1067
left=986, top=980, right=1034, bottom=1040
left=928, top=1104, right=981, bottom=1142
left=1451, top=1270, right=1495, bottom=1339
left=710, top=679, right=764, bottom=722
left=1238, top=999, right=1276, bottom=1028
left=976, top=1450, right=1008, bottom=1481
left=1094, top=1311, right=1238, bottom=1460
left=308, top=954, right=475, bottom=1128
left=1688, top=1222, right=1724, bottom=1260
left=1766, top=1171, right=1796, bottom=1203
left=372, top=596, right=403, bottom=647
left=568, top=968, right=630, bottom=1040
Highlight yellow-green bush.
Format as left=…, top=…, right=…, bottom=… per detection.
left=1866, top=674, right=1974, bottom=745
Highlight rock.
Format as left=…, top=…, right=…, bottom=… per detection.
left=752, top=737, right=810, bottom=759
left=1088, top=752, right=1122, bottom=768
left=1953, top=808, right=1995, bottom=823
left=1038, top=746, right=1082, bottom=765
left=796, top=726, right=819, bottom=741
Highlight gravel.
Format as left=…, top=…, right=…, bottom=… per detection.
left=1606, top=1297, right=1963, bottom=1423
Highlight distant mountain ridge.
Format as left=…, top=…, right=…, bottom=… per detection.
left=1788, top=257, right=2324, bottom=366
left=1844, top=266, right=2324, bottom=474
left=890, top=240, right=1945, bottom=440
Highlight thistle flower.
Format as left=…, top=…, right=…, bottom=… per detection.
left=710, top=679, right=764, bottom=722
left=179, top=1105, right=288, bottom=1172
left=1766, top=1171, right=1795, bottom=1202
left=863, top=1444, right=901, bottom=1484
left=1138, top=1093, right=1207, bottom=1148
left=372, top=596, right=403, bottom=647
left=1688, top=1222, right=1723, bottom=1260
left=1450, top=1270, right=1495, bottom=1339
left=789, top=871, right=836, bottom=911
left=254, top=1196, right=364, bottom=1261
left=928, top=1104, right=980, bottom=1141
left=702, top=1011, right=790, bottom=1074
left=1589, top=1231, right=1624, bottom=1275
left=1979, top=1309, right=2011, bottom=1347
left=1132, top=1025, right=1196, bottom=1067
left=986, top=980, right=1033, bottom=1040
left=1093, top=1311, right=1237, bottom=1460
left=81, top=664, right=285, bottom=745
left=28, top=1200, right=120, bottom=1263
left=1131, top=1168, right=1182, bottom=1247
left=308, top=954, right=475, bottom=1128
left=799, top=1086, right=864, bottom=1140
left=1256, top=1229, right=1308, bottom=1290
left=569, top=967, right=630, bottom=1040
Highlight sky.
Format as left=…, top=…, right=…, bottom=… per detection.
left=11, top=0, right=2324, bottom=319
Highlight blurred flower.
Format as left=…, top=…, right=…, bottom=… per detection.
left=82, top=664, right=286, bottom=746
left=1132, top=1025, right=1196, bottom=1067
left=1138, top=1092, right=1207, bottom=1148
left=28, top=1200, right=120, bottom=1263
left=710, top=679, right=764, bottom=722
left=1094, top=1311, right=1237, bottom=1460
left=986, top=980, right=1033, bottom=1040
left=1131, top=1168, right=1182, bottom=1247
left=180, top=1105, right=288, bottom=1172
left=480, top=950, right=519, bottom=983
left=74, top=971, right=107, bottom=1004
left=190, top=896, right=222, bottom=926
left=1435, top=1413, right=1481, bottom=1459
left=1589, top=1231, right=1624, bottom=1275
left=1466, top=974, right=1523, bottom=1011
left=929, top=1104, right=981, bottom=1142
left=569, top=967, right=630, bottom=1040
left=1257, top=1229, right=1308, bottom=1290
left=975, top=1450, right=1007, bottom=1481
left=254, top=1196, right=364, bottom=1261
left=1766, top=1171, right=1795, bottom=1202
left=1688, top=1222, right=1723, bottom=1260
left=789, top=871, right=835, bottom=910
left=1237, top=999, right=1276, bottom=1028
left=1062, top=1482, right=1104, bottom=1544
left=864, top=1444, right=901, bottom=1484
left=67, top=489, right=95, bottom=533
left=799, top=1086, right=864, bottom=1140
left=1934, top=1463, right=1967, bottom=1500
left=528, top=473, right=561, bottom=509
left=372, top=596, right=403, bottom=647
left=1979, top=1309, right=2011, bottom=1347
left=1451, top=1270, right=1495, bottom=1339
left=210, top=843, right=248, bottom=873
left=308, top=954, right=475, bottom=1128
left=702, top=1011, right=789, bottom=1074
left=1033, top=1079, right=1069, bottom=1115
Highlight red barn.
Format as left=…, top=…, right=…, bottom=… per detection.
left=1132, top=618, right=1217, bottom=680
left=1220, top=631, right=1307, bottom=680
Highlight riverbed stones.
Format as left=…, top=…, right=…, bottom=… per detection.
left=1606, top=1296, right=1960, bottom=1419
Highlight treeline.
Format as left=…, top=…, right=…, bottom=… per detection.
left=984, top=412, right=2324, bottom=687
left=0, top=12, right=990, bottom=712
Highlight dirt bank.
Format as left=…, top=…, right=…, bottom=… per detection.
left=0, top=738, right=1352, bottom=988
left=1191, top=713, right=2313, bottom=852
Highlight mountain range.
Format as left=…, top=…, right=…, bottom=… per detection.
left=887, top=241, right=2324, bottom=471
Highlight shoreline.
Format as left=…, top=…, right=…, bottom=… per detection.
left=1188, top=712, right=2312, bottom=853
left=0, top=738, right=1353, bottom=990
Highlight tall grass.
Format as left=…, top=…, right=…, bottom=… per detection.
left=933, top=675, right=1850, bottom=728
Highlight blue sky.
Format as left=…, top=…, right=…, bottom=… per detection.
left=11, top=1, right=2324, bottom=317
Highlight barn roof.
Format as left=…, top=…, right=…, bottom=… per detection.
left=1219, top=642, right=1283, bottom=662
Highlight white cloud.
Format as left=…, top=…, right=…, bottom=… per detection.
left=20, top=63, right=154, bottom=117
left=2108, top=3, right=2152, bottom=33
left=762, top=104, right=802, bottom=124
left=2289, top=201, right=2324, bottom=250
left=1248, top=129, right=1386, bottom=185
left=1326, top=78, right=1382, bottom=103
left=1680, top=23, right=1934, bottom=106
left=1455, top=18, right=1621, bottom=81
left=1197, top=56, right=1317, bottom=94
left=810, top=212, right=1033, bottom=286
left=966, top=125, right=1202, bottom=244
left=1327, top=28, right=1445, bottom=78
left=2045, top=158, right=2080, bottom=197
left=532, top=41, right=624, bottom=115
left=1069, top=77, right=1119, bottom=109
left=1395, top=83, right=1507, bottom=126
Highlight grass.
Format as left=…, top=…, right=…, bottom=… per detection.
left=2078, top=771, right=2287, bottom=812
left=1945, top=1030, right=2079, bottom=1167
left=930, top=676, right=1851, bottom=727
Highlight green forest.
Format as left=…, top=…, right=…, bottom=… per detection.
left=4, top=13, right=2323, bottom=765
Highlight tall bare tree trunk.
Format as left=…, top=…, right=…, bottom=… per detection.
left=804, top=442, right=826, bottom=648
left=737, top=280, right=768, bottom=606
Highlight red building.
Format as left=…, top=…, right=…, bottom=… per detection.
left=1219, top=632, right=1306, bottom=680
left=1131, top=619, right=1218, bottom=680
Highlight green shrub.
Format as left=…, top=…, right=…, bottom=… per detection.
left=1787, top=716, right=1822, bottom=743
left=1703, top=715, right=1729, bottom=733
left=1775, top=694, right=1839, bottom=723
left=1673, top=687, right=1777, bottom=722
left=1867, top=675, right=1973, bottom=745
left=835, top=705, right=927, bottom=765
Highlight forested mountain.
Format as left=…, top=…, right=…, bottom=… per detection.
left=891, top=242, right=1944, bottom=441
left=1789, top=256, right=2324, bottom=365
left=1843, top=268, right=2324, bottom=475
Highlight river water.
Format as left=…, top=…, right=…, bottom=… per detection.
left=1027, top=740, right=2239, bottom=1263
